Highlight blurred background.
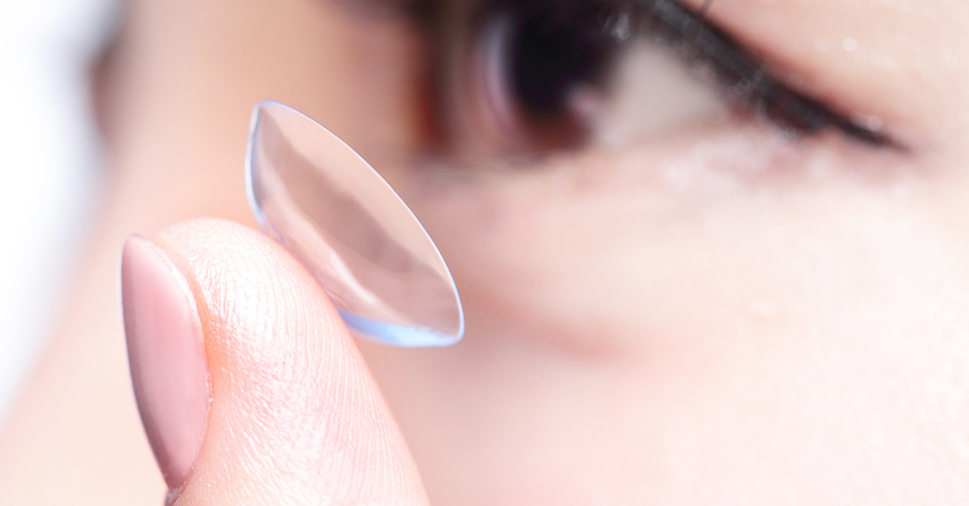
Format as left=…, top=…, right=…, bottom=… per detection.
left=0, top=0, right=117, bottom=423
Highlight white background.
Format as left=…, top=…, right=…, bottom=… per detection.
left=0, top=0, right=117, bottom=423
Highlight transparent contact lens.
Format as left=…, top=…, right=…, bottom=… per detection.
left=246, top=101, right=464, bottom=347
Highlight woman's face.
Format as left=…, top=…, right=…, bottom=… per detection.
left=118, top=0, right=969, bottom=503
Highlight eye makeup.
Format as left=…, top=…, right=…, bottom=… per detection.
left=420, top=0, right=893, bottom=154
left=626, top=0, right=890, bottom=145
left=246, top=102, right=465, bottom=347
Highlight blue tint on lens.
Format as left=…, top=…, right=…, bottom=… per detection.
left=246, top=101, right=464, bottom=347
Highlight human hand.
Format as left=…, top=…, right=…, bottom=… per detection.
left=121, top=218, right=430, bottom=505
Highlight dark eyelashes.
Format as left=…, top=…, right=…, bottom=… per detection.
left=403, top=0, right=892, bottom=148
left=629, top=0, right=890, bottom=146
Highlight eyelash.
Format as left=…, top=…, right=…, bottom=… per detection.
left=632, top=0, right=889, bottom=146
left=411, top=0, right=891, bottom=152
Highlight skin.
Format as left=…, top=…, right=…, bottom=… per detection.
left=1, top=0, right=968, bottom=504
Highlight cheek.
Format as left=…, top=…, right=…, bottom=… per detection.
left=391, top=130, right=969, bottom=500
left=405, top=129, right=966, bottom=353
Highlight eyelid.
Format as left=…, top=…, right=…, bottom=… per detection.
left=424, top=0, right=901, bottom=154
left=625, top=0, right=896, bottom=147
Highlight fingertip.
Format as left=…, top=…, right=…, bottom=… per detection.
left=144, top=218, right=428, bottom=505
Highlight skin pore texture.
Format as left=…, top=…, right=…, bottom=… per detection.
left=1, top=0, right=968, bottom=504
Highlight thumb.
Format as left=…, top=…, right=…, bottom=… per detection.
left=120, top=218, right=430, bottom=505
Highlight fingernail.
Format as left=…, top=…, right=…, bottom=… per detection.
left=121, top=235, right=209, bottom=491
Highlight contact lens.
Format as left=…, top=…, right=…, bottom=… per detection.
left=245, top=101, right=464, bottom=347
